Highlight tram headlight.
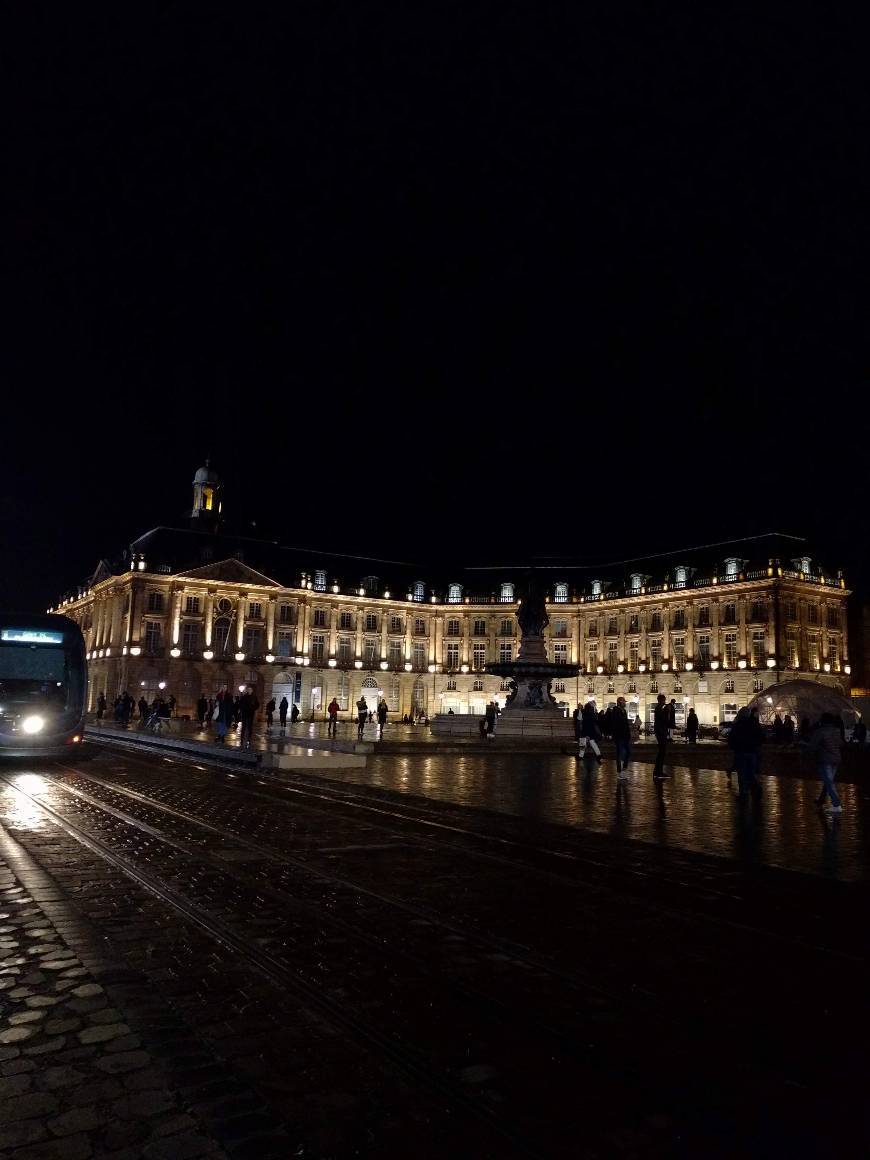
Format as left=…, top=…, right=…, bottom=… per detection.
left=21, top=715, right=45, bottom=735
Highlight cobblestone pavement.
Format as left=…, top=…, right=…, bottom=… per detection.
left=0, top=745, right=868, bottom=1158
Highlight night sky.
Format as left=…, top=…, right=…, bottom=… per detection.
left=5, top=4, right=868, bottom=612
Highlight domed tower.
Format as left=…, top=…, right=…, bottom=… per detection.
left=190, top=461, right=223, bottom=530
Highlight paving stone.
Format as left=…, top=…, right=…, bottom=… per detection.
left=65, top=1078, right=124, bottom=1106
left=70, top=983, right=104, bottom=998
left=123, top=1067, right=166, bottom=1091
left=87, top=1006, right=124, bottom=1024
left=1, top=1117, right=48, bottom=1147
left=38, top=1065, right=87, bottom=1090
left=142, top=1133, right=219, bottom=1160
left=0, top=1025, right=36, bottom=1044
left=0, top=1072, right=32, bottom=1098
left=0, top=1045, right=21, bottom=1061
left=112, top=1088, right=176, bottom=1118
left=8, top=986, right=33, bottom=998
left=78, top=1022, right=131, bottom=1044
left=95, top=1049, right=151, bottom=1074
left=0, top=1089, right=61, bottom=1121
left=21, top=971, right=48, bottom=985
left=25, top=994, right=62, bottom=1007
left=153, top=1113, right=200, bottom=1138
left=105, top=1033, right=143, bottom=1053
left=44, top=1017, right=82, bottom=1035
left=9, top=1130, right=93, bottom=1158
left=23, top=1037, right=67, bottom=1056
left=10, top=1009, right=47, bottom=1025
left=47, top=1104, right=107, bottom=1136
left=39, top=960, right=81, bottom=972
left=2, top=1057, right=36, bottom=1075
left=66, top=997, right=107, bottom=1015
left=100, top=1117, right=152, bottom=1151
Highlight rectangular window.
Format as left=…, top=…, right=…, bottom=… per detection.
left=723, top=603, right=736, bottom=625
left=279, top=604, right=294, bottom=625
left=184, top=595, right=200, bottom=614
left=724, top=632, right=738, bottom=668
left=751, top=630, right=766, bottom=668
left=277, top=630, right=294, bottom=657
left=553, top=618, right=567, bottom=637
left=500, top=618, right=513, bottom=636
left=338, top=636, right=352, bottom=663
left=672, top=636, right=685, bottom=669
left=473, top=618, right=487, bottom=636
left=786, top=630, right=799, bottom=668
left=828, top=640, right=839, bottom=669
left=473, top=643, right=487, bottom=669
left=650, top=612, right=662, bottom=632
left=629, top=641, right=639, bottom=671
left=365, top=612, right=378, bottom=631
left=313, top=609, right=327, bottom=627
left=309, top=634, right=325, bottom=663
left=808, top=605, right=819, bottom=625
left=414, top=617, right=427, bottom=636
left=364, top=637, right=378, bottom=666
left=248, top=602, right=262, bottom=620
left=446, top=619, right=461, bottom=636
left=390, top=615, right=403, bottom=633
left=446, top=642, right=460, bottom=668
left=587, top=619, right=599, bottom=638
left=587, top=644, right=598, bottom=671
left=628, top=614, right=639, bottom=633
left=181, top=622, right=199, bottom=654
left=147, top=592, right=164, bottom=612
left=672, top=609, right=686, bottom=630
left=339, top=611, right=354, bottom=630
left=698, top=634, right=711, bottom=666
left=826, top=607, right=839, bottom=629
left=388, top=639, right=403, bottom=667
left=314, top=570, right=327, bottom=591
left=554, top=642, right=568, bottom=665
left=413, top=642, right=426, bottom=670
left=750, top=601, right=766, bottom=622
left=243, top=627, right=262, bottom=656
left=697, top=606, right=710, bottom=627
left=293, top=672, right=302, bottom=703
left=607, top=617, right=618, bottom=636
left=784, top=600, right=797, bottom=622
left=499, top=642, right=513, bottom=664
left=608, top=641, right=618, bottom=670
left=145, top=621, right=161, bottom=651
left=650, top=638, right=662, bottom=669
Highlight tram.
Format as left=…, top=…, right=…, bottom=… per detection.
left=0, top=613, right=87, bottom=757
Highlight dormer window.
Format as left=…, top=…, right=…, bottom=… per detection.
left=314, top=570, right=327, bottom=591
left=591, top=579, right=602, bottom=596
left=413, top=580, right=426, bottom=602
left=362, top=575, right=379, bottom=594
left=500, top=582, right=514, bottom=603
left=448, top=583, right=462, bottom=603
left=554, top=583, right=568, bottom=603
left=630, top=573, right=642, bottom=591
left=675, top=566, right=687, bottom=585
left=793, top=556, right=812, bottom=574
left=724, top=558, right=740, bottom=577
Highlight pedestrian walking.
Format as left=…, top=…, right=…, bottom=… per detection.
left=327, top=696, right=340, bottom=737
left=685, top=707, right=699, bottom=744
left=376, top=698, right=388, bottom=739
left=356, top=696, right=368, bottom=740
left=96, top=692, right=107, bottom=720
left=291, top=702, right=300, bottom=723
left=484, top=699, right=499, bottom=738
left=279, top=696, right=289, bottom=732
left=265, top=697, right=276, bottom=729
left=214, top=689, right=234, bottom=743
left=808, top=712, right=844, bottom=813
left=653, top=693, right=670, bottom=779
left=612, top=696, right=631, bottom=777
left=238, top=685, right=259, bottom=749
left=728, top=706, right=763, bottom=801
left=196, top=695, right=208, bottom=728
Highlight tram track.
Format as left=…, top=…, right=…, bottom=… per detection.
left=88, top=737, right=866, bottom=965
left=8, top=764, right=732, bottom=1159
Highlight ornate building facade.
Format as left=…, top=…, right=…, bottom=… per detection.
left=51, top=467, right=851, bottom=728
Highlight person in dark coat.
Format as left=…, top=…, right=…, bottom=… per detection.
left=96, top=692, right=107, bottom=720
left=685, top=707, right=699, bottom=744
left=291, top=702, right=300, bottom=723
left=279, top=696, right=289, bottom=731
left=265, top=697, right=276, bottom=729
left=239, top=686, right=259, bottom=749
left=728, top=706, right=763, bottom=801
left=214, top=690, right=234, bottom=743
left=376, top=698, right=388, bottom=740
left=196, top=695, right=208, bottom=727
left=611, top=696, right=631, bottom=776
left=653, top=694, right=670, bottom=779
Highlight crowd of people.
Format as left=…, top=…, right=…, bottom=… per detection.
left=95, top=690, right=176, bottom=729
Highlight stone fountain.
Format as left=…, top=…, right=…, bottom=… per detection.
left=484, top=570, right=579, bottom=738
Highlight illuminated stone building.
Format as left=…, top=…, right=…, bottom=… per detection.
left=52, top=466, right=851, bottom=728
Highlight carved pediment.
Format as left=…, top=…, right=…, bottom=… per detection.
left=176, top=559, right=281, bottom=587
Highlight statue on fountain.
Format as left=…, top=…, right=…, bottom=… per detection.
left=516, top=570, right=549, bottom=637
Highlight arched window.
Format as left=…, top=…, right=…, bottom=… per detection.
left=675, top=566, right=687, bottom=585
left=591, top=579, right=602, bottom=596
left=554, top=583, right=568, bottom=603
left=448, top=583, right=462, bottom=603
left=630, top=573, right=642, bottom=591
left=500, top=582, right=514, bottom=603
left=413, top=580, right=426, bottom=602
left=362, top=675, right=379, bottom=689
left=362, top=575, right=379, bottom=594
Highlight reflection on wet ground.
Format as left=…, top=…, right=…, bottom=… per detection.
left=312, top=754, right=869, bottom=881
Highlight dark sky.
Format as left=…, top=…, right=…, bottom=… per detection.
left=4, top=3, right=868, bottom=611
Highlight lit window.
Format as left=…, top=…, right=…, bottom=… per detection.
left=339, top=611, right=354, bottom=630
left=413, top=581, right=426, bottom=602
left=630, top=573, right=642, bottom=591
left=500, top=582, right=514, bottom=603
left=473, top=643, right=487, bottom=669
left=388, top=640, right=403, bottom=666
left=365, top=612, right=378, bottom=631
left=446, top=619, right=461, bottom=636
left=414, top=617, right=427, bottom=635
left=499, top=642, right=513, bottom=664
left=184, top=595, right=200, bottom=614
left=147, top=592, right=164, bottom=612
left=724, top=633, right=738, bottom=668
left=390, top=615, right=403, bottom=633
left=448, top=584, right=463, bottom=603
left=338, top=636, right=353, bottom=663
left=314, top=570, right=327, bottom=591
left=446, top=642, right=460, bottom=668
left=280, top=604, right=295, bottom=625
left=248, top=601, right=262, bottom=620
left=751, top=630, right=766, bottom=668
left=591, top=579, right=602, bottom=596
left=554, top=642, right=568, bottom=665
left=313, top=609, right=327, bottom=627
left=554, top=583, right=568, bottom=603
left=473, top=618, right=487, bottom=636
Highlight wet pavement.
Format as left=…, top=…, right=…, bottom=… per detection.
left=0, top=741, right=868, bottom=1158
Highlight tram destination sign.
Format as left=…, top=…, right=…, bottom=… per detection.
left=1, top=628, right=65, bottom=645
